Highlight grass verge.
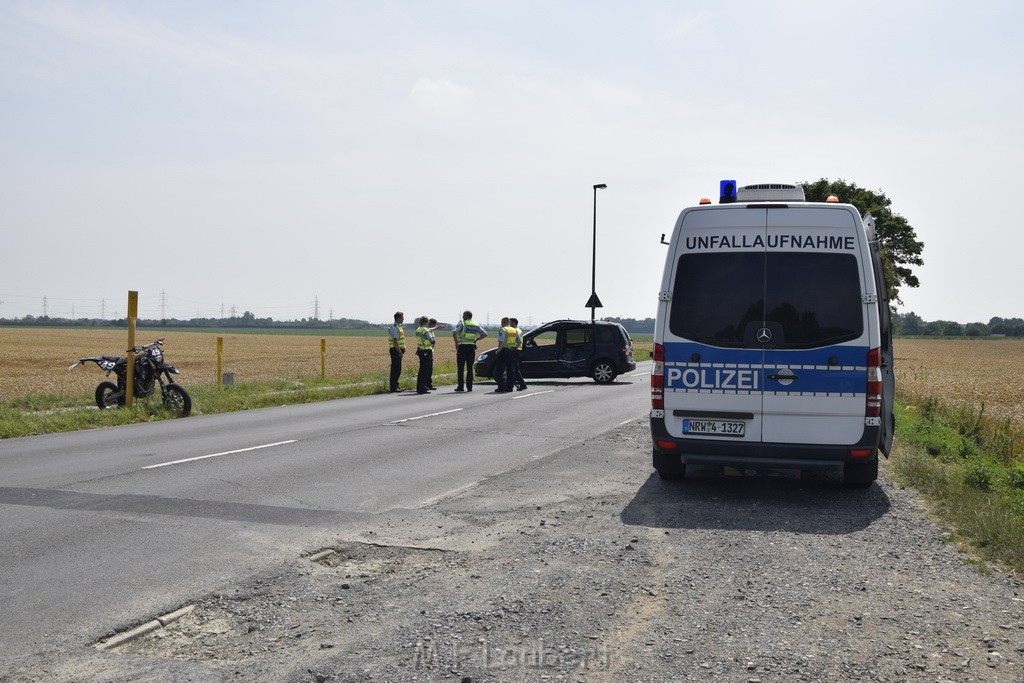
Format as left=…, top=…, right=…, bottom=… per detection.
left=889, top=397, right=1024, bottom=575
left=0, top=363, right=459, bottom=439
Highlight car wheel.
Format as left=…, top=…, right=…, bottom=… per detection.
left=591, top=360, right=617, bottom=384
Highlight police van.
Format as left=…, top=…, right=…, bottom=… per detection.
left=650, top=181, right=894, bottom=487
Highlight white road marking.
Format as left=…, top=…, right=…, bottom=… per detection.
left=389, top=408, right=464, bottom=424
left=141, top=440, right=297, bottom=470
left=511, top=390, right=555, bottom=400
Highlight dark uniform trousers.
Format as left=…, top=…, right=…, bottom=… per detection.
left=513, top=350, right=526, bottom=390
left=456, top=344, right=476, bottom=389
left=389, top=348, right=403, bottom=391
left=495, top=349, right=515, bottom=392
left=416, top=350, right=433, bottom=393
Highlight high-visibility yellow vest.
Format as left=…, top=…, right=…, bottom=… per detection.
left=502, top=326, right=519, bottom=349
left=416, top=326, right=432, bottom=351
left=457, top=320, right=482, bottom=345
left=389, top=324, right=405, bottom=350
left=515, top=327, right=524, bottom=351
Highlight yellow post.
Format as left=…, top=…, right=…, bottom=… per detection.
left=126, top=291, right=138, bottom=407
left=320, top=338, right=326, bottom=379
left=217, top=336, right=224, bottom=385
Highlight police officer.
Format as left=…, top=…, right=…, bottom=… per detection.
left=387, top=311, right=405, bottom=392
left=427, top=318, right=440, bottom=390
left=509, top=316, right=527, bottom=391
left=453, top=310, right=487, bottom=392
left=414, top=315, right=436, bottom=394
left=494, top=317, right=518, bottom=393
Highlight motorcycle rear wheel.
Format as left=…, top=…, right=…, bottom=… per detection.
left=163, top=383, right=192, bottom=417
left=95, top=381, right=124, bottom=410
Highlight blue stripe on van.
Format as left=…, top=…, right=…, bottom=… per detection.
left=662, top=342, right=868, bottom=396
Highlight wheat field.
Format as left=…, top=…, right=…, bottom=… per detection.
left=0, top=328, right=491, bottom=400
left=3, top=330, right=1021, bottom=426
left=895, top=338, right=1024, bottom=426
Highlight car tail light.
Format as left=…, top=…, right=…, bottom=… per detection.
left=850, top=449, right=873, bottom=458
left=651, top=343, right=664, bottom=409
left=866, top=347, right=882, bottom=417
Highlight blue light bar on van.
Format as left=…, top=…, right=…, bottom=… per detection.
left=719, top=179, right=737, bottom=204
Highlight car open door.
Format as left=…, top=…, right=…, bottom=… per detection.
left=520, top=327, right=560, bottom=376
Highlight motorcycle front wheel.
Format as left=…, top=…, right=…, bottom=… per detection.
left=163, top=383, right=192, bottom=417
left=95, top=381, right=124, bottom=410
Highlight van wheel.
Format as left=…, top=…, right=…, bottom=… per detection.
left=653, top=451, right=686, bottom=480
left=843, top=458, right=878, bottom=488
left=591, top=360, right=617, bottom=384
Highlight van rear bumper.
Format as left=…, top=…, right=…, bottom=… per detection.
left=650, top=418, right=880, bottom=469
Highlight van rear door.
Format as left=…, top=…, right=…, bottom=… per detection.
left=662, top=207, right=767, bottom=443
left=760, top=207, right=871, bottom=446
left=865, top=214, right=895, bottom=455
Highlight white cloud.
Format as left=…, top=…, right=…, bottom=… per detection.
left=2, top=2, right=1023, bottom=324
left=409, top=77, right=478, bottom=123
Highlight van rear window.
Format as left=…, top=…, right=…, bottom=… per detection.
left=670, top=252, right=863, bottom=348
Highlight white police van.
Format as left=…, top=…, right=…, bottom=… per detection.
left=650, top=181, right=894, bottom=487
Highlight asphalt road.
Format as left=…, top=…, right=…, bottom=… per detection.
left=0, top=366, right=652, bottom=668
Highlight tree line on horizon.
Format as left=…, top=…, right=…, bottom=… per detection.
left=3, top=312, right=1022, bottom=337
left=892, top=313, right=1024, bottom=338
left=0, top=310, right=373, bottom=330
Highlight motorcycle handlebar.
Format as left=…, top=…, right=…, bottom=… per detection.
left=127, top=338, right=165, bottom=353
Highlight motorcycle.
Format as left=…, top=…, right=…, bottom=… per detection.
left=69, top=338, right=192, bottom=417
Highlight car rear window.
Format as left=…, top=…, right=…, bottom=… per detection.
left=669, top=251, right=864, bottom=348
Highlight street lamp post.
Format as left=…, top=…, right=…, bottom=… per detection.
left=587, top=183, right=607, bottom=322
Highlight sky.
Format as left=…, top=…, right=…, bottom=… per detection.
left=2, top=1, right=1022, bottom=327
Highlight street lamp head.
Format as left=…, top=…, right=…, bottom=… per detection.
left=593, top=183, right=607, bottom=190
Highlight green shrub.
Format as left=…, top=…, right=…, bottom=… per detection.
left=947, top=402, right=985, bottom=443
left=964, top=461, right=994, bottom=491
left=890, top=397, right=1024, bottom=574
left=920, top=396, right=939, bottom=421
left=986, top=419, right=1019, bottom=466
left=1006, top=465, right=1024, bottom=490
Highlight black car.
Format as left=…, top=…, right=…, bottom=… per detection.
left=475, top=320, right=636, bottom=384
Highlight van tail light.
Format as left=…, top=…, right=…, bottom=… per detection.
left=651, top=343, right=665, bottom=409
left=866, top=347, right=882, bottom=417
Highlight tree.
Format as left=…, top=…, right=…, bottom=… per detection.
left=924, top=320, right=963, bottom=336
left=894, top=311, right=924, bottom=335
left=989, top=316, right=1024, bottom=336
left=801, top=179, right=924, bottom=305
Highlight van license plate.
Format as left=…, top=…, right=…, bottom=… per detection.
left=683, top=419, right=745, bottom=437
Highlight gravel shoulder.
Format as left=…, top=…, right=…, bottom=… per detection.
left=8, top=417, right=1024, bottom=682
